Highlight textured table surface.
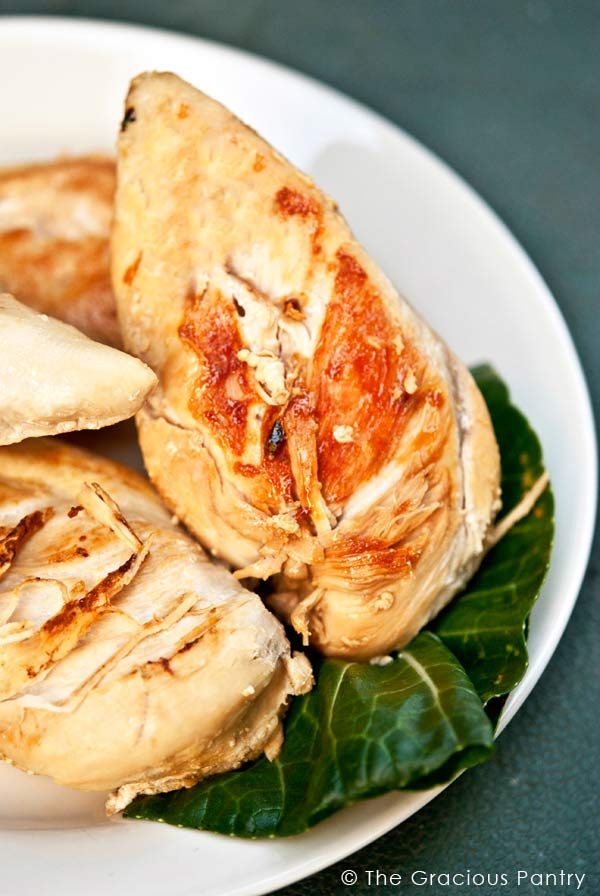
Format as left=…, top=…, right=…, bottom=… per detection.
left=0, top=2, right=598, bottom=894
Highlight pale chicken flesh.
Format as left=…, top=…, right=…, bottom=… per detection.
left=112, top=73, right=501, bottom=660
left=0, top=439, right=312, bottom=813
left=0, top=293, right=157, bottom=445
left=0, top=155, right=119, bottom=346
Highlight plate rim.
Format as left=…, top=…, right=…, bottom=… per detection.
left=0, top=14, right=597, bottom=896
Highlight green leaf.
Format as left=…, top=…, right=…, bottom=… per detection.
left=125, top=632, right=494, bottom=837
left=434, top=365, right=554, bottom=702
left=125, top=365, right=553, bottom=837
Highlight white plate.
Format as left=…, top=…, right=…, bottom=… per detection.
left=0, top=16, right=596, bottom=896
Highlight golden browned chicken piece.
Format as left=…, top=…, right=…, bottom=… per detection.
left=0, top=440, right=311, bottom=813
left=112, top=73, right=501, bottom=661
left=0, top=155, right=119, bottom=346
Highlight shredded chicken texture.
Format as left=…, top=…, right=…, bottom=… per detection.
left=0, top=155, right=119, bottom=346
left=0, top=439, right=312, bottom=813
left=112, top=72, right=501, bottom=660
left=0, top=293, right=157, bottom=445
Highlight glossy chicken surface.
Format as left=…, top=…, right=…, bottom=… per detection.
left=0, top=440, right=311, bottom=812
left=0, top=294, right=156, bottom=445
left=113, top=73, right=501, bottom=660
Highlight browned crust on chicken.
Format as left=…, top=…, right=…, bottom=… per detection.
left=112, top=73, right=501, bottom=660
left=0, top=155, right=119, bottom=346
left=0, top=439, right=311, bottom=809
left=0, top=508, right=51, bottom=578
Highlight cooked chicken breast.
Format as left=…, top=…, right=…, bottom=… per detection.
left=0, top=155, right=119, bottom=346
left=0, top=294, right=157, bottom=445
left=0, top=439, right=311, bottom=812
left=112, top=72, right=501, bottom=661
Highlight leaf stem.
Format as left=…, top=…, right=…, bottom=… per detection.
left=486, top=471, right=549, bottom=552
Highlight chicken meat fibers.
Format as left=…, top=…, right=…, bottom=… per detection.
left=0, top=440, right=311, bottom=812
left=112, top=73, right=501, bottom=661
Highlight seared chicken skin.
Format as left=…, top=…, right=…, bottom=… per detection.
left=0, top=155, right=119, bottom=346
left=112, top=73, right=501, bottom=660
left=0, top=294, right=156, bottom=445
left=0, top=439, right=311, bottom=813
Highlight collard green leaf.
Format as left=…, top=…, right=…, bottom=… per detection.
left=126, top=365, right=553, bottom=837
left=434, top=365, right=554, bottom=703
left=125, top=632, right=494, bottom=837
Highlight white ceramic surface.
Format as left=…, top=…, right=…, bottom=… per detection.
left=0, top=17, right=596, bottom=896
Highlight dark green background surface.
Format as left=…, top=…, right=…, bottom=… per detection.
left=1, top=1, right=598, bottom=894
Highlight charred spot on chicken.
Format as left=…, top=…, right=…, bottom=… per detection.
left=121, top=106, right=136, bottom=132
left=267, top=419, right=286, bottom=457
